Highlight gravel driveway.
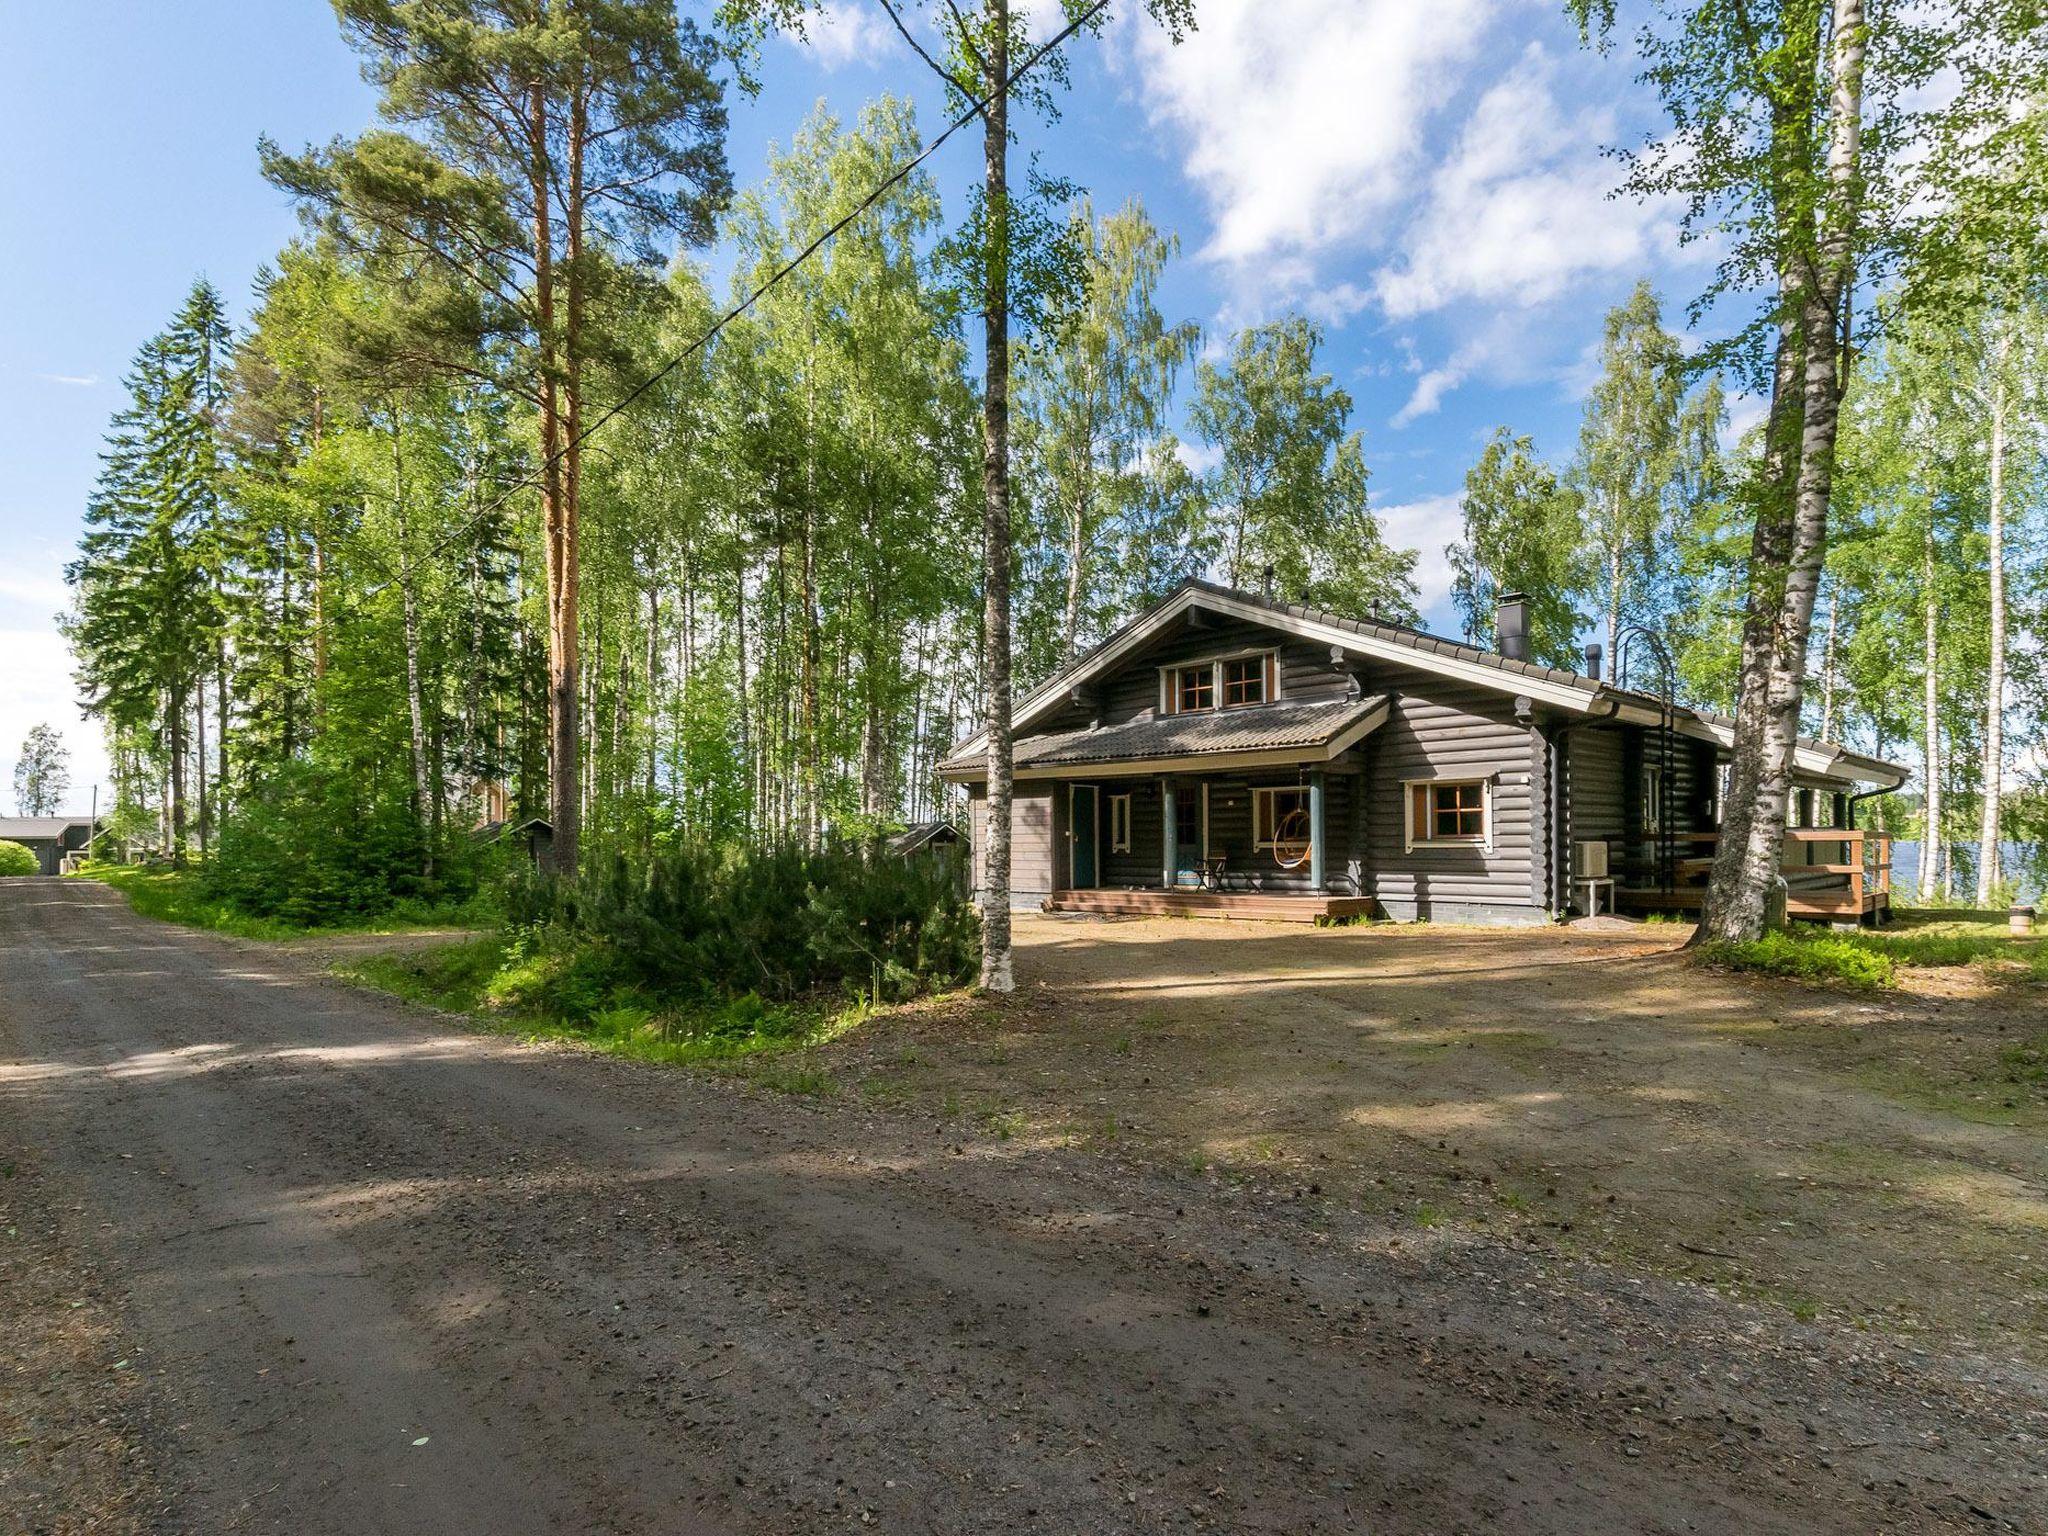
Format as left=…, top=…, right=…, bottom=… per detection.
left=2, top=881, right=2039, bottom=1533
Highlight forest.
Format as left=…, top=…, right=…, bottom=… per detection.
left=58, top=0, right=2048, bottom=993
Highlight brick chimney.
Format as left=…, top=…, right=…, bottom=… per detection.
left=1495, top=592, right=1530, bottom=662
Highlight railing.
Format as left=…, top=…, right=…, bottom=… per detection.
left=1782, top=828, right=1892, bottom=903
left=1636, top=828, right=1893, bottom=911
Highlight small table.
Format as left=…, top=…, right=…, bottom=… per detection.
left=1574, top=876, right=1616, bottom=917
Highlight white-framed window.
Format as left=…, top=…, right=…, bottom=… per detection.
left=1161, top=650, right=1279, bottom=715
left=1404, top=778, right=1492, bottom=851
left=1109, top=792, right=1132, bottom=852
left=1253, top=785, right=1312, bottom=848
left=1169, top=663, right=1215, bottom=713
left=1641, top=764, right=1664, bottom=834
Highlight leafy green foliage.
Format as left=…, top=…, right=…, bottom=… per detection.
left=0, top=841, right=38, bottom=878
left=509, top=840, right=978, bottom=1007
left=12, top=725, right=71, bottom=817
left=1697, top=930, right=1901, bottom=989
left=1698, top=918, right=2047, bottom=989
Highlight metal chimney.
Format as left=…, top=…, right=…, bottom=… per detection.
left=1495, top=592, right=1530, bottom=662
left=1583, top=641, right=1603, bottom=682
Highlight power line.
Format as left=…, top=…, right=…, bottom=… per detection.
left=332, top=0, right=1111, bottom=620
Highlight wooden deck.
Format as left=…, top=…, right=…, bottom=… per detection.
left=1614, top=828, right=1894, bottom=925
left=1044, top=888, right=1379, bottom=923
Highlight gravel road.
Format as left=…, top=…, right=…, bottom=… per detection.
left=2, top=880, right=2039, bottom=1534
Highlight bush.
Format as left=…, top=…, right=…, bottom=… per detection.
left=508, top=839, right=980, bottom=1007
left=1697, top=929, right=1899, bottom=989
left=0, top=839, right=39, bottom=877
left=207, top=760, right=489, bottom=927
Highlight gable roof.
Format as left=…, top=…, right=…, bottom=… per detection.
left=0, top=816, right=96, bottom=842
left=948, top=580, right=1909, bottom=788
left=884, top=821, right=962, bottom=854
left=942, top=693, right=1391, bottom=780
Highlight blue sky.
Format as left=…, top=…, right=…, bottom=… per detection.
left=1, top=0, right=1722, bottom=809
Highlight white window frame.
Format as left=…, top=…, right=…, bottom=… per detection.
left=1158, top=648, right=1281, bottom=716
left=1252, top=784, right=1312, bottom=850
left=1402, top=776, right=1494, bottom=853
left=1108, top=792, right=1132, bottom=853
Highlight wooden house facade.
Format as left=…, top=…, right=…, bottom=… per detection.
left=939, top=582, right=1907, bottom=926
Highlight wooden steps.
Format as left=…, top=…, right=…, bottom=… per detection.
left=1043, top=888, right=1378, bottom=924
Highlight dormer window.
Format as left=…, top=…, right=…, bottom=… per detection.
left=1171, top=665, right=1215, bottom=713
left=1222, top=655, right=1270, bottom=707
left=1162, top=650, right=1279, bottom=715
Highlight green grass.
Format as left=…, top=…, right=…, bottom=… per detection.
left=74, top=861, right=484, bottom=941
left=1697, top=918, right=2046, bottom=991
left=336, top=931, right=860, bottom=1072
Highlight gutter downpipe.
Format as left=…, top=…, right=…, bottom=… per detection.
left=1543, top=690, right=1624, bottom=920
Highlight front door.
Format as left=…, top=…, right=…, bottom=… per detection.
left=1069, top=784, right=1099, bottom=889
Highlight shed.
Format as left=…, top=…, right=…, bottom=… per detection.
left=885, top=821, right=962, bottom=857
left=0, top=816, right=100, bottom=876
left=472, top=816, right=555, bottom=865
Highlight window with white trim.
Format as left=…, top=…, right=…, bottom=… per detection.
left=1109, top=793, right=1132, bottom=853
left=1162, top=650, right=1279, bottom=714
left=1406, top=779, right=1490, bottom=848
left=1169, top=664, right=1214, bottom=713
left=1253, top=785, right=1311, bottom=848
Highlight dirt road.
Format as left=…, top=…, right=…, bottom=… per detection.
left=2, top=882, right=2038, bottom=1533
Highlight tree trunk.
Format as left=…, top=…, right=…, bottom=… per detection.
left=1695, top=0, right=1865, bottom=945
left=1062, top=492, right=1086, bottom=663
left=1974, top=327, right=2010, bottom=907
left=194, top=677, right=209, bottom=860
left=167, top=683, right=188, bottom=866
left=1921, top=528, right=1943, bottom=903
left=533, top=75, right=580, bottom=880
left=392, top=415, right=435, bottom=881
left=979, top=0, right=1016, bottom=993
left=1818, top=589, right=1839, bottom=742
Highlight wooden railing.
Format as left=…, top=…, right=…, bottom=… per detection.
left=1644, top=828, right=1892, bottom=911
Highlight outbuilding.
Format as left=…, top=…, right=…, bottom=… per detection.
left=0, top=816, right=100, bottom=876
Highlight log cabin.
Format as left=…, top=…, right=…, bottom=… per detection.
left=938, top=580, right=1908, bottom=926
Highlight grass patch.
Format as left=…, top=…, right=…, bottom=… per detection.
left=1699, top=918, right=2046, bottom=992
left=75, top=861, right=481, bottom=941
left=337, top=930, right=863, bottom=1070
left=1698, top=930, right=1899, bottom=989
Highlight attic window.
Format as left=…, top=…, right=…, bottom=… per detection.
left=1163, top=650, right=1279, bottom=714
left=1170, top=665, right=1215, bottom=713
left=1222, top=654, right=1273, bottom=706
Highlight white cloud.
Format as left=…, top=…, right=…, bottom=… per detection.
left=1374, top=493, right=1464, bottom=627
left=0, top=627, right=109, bottom=815
left=1392, top=364, right=1466, bottom=428
left=34, top=372, right=99, bottom=387
left=1132, top=0, right=1497, bottom=269
left=799, top=2, right=900, bottom=69
left=1373, top=46, right=1680, bottom=320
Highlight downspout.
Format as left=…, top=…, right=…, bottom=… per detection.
left=1543, top=691, right=1624, bottom=919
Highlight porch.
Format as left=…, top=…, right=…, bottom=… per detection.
left=1044, top=887, right=1378, bottom=923
left=1614, top=828, right=1895, bottom=924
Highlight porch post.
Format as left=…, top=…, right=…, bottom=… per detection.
left=1308, top=768, right=1326, bottom=891
left=1160, top=778, right=1177, bottom=889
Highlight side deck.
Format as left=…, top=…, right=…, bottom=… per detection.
left=1615, top=828, right=1894, bottom=925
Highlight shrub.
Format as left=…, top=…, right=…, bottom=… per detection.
left=513, top=839, right=980, bottom=1006
left=0, top=839, right=39, bottom=877
left=207, top=760, right=489, bottom=926
left=1697, top=929, right=1899, bottom=989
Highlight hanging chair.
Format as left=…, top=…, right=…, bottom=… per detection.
left=1270, top=807, right=1313, bottom=870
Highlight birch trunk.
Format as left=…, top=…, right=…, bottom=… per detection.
left=1697, top=0, right=1866, bottom=944
left=1920, top=530, right=1943, bottom=903
left=1974, top=328, right=2010, bottom=906
left=979, top=0, right=1017, bottom=993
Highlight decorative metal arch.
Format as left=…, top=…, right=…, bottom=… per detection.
left=1612, top=625, right=1681, bottom=896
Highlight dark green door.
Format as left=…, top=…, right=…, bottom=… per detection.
left=1070, top=785, right=1098, bottom=888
